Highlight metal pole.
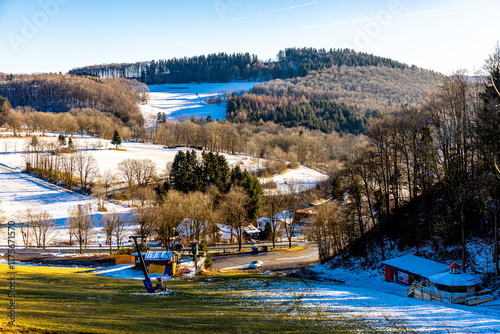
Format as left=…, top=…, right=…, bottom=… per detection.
left=130, top=236, right=149, bottom=280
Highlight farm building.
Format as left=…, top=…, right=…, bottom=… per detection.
left=383, top=255, right=448, bottom=285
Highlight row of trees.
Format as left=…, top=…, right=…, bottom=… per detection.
left=14, top=207, right=55, bottom=249
left=24, top=136, right=99, bottom=192
left=147, top=118, right=359, bottom=171
left=1, top=106, right=132, bottom=139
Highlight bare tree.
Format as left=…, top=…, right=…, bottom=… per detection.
left=67, top=204, right=94, bottom=254
left=181, top=191, right=213, bottom=242
left=264, top=189, right=286, bottom=248
left=218, top=187, right=250, bottom=251
left=75, top=151, right=99, bottom=193
left=15, top=208, right=33, bottom=247
left=117, top=158, right=136, bottom=203
left=30, top=207, right=55, bottom=249
left=154, top=190, right=184, bottom=248
left=282, top=183, right=305, bottom=249
left=114, top=212, right=130, bottom=250
left=133, top=159, right=157, bottom=187
left=99, top=210, right=118, bottom=254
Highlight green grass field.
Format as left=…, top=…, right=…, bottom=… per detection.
left=0, top=265, right=370, bottom=334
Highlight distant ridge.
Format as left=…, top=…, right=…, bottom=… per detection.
left=68, top=48, right=422, bottom=85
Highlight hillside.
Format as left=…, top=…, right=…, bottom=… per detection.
left=67, top=48, right=416, bottom=85
left=253, top=65, right=443, bottom=112
left=0, top=73, right=148, bottom=125
left=226, top=65, right=442, bottom=134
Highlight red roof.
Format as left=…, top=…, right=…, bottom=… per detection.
left=449, top=263, right=460, bottom=270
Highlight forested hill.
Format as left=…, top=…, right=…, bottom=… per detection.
left=226, top=65, right=443, bottom=134
left=67, top=48, right=415, bottom=85
left=0, top=74, right=148, bottom=125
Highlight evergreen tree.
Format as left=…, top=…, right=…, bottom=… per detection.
left=202, top=151, right=231, bottom=193
left=260, top=221, right=272, bottom=241
left=111, top=130, right=122, bottom=149
left=0, top=95, right=11, bottom=127
left=58, top=134, right=66, bottom=146
left=331, top=171, right=344, bottom=201
left=170, top=150, right=202, bottom=193
left=242, top=172, right=263, bottom=220
left=200, top=239, right=212, bottom=269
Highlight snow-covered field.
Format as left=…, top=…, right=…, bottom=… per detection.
left=305, top=263, right=500, bottom=333
left=0, top=166, right=132, bottom=245
left=0, top=136, right=261, bottom=174
left=260, top=165, right=329, bottom=193
left=140, top=82, right=257, bottom=123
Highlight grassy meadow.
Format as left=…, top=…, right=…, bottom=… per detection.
left=0, top=265, right=370, bottom=334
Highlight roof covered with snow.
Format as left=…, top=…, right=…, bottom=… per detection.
left=428, top=271, right=482, bottom=286
left=383, top=255, right=449, bottom=279
left=144, top=251, right=174, bottom=261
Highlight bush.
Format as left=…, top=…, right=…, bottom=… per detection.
left=200, top=240, right=212, bottom=269
left=118, top=247, right=134, bottom=254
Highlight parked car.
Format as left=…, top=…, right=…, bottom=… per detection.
left=249, top=260, right=263, bottom=269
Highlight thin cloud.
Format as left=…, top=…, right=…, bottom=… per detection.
left=258, top=2, right=319, bottom=16
left=233, top=2, right=319, bottom=21
left=301, top=3, right=489, bottom=30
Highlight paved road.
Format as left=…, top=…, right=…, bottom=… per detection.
left=1, top=244, right=320, bottom=272
left=212, top=246, right=319, bottom=272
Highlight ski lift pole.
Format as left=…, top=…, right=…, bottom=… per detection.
left=130, top=235, right=153, bottom=292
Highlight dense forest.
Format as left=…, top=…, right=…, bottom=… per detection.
left=227, top=64, right=441, bottom=134
left=68, top=48, right=415, bottom=84
left=0, top=74, right=148, bottom=126
left=227, top=93, right=374, bottom=134
left=253, top=65, right=443, bottom=112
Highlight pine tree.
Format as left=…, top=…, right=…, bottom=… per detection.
left=242, top=172, right=263, bottom=220
left=260, top=221, right=272, bottom=241
left=111, top=130, right=122, bottom=150
left=0, top=95, right=11, bottom=127
left=170, top=150, right=202, bottom=193
left=58, top=134, right=66, bottom=146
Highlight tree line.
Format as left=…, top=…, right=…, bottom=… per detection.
left=67, top=48, right=420, bottom=84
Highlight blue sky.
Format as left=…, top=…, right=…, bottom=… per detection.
left=0, top=0, right=498, bottom=75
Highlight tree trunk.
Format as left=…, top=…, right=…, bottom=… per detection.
left=495, top=196, right=499, bottom=276
left=461, top=206, right=466, bottom=272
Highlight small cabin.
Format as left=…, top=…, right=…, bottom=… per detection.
left=383, top=255, right=449, bottom=285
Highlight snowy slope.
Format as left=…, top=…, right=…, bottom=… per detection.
left=0, top=167, right=132, bottom=245
left=260, top=165, right=328, bottom=193
left=140, top=82, right=257, bottom=123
